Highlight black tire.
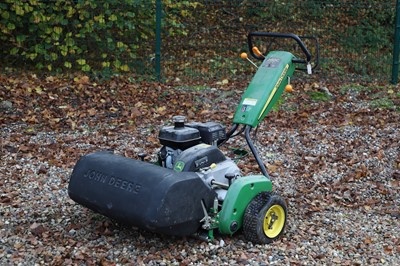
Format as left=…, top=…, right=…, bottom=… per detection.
left=243, top=191, right=287, bottom=244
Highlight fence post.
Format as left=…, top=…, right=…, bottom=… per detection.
left=155, top=0, right=162, bottom=81
left=392, top=0, right=400, bottom=84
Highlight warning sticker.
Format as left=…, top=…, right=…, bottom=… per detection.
left=243, top=98, right=257, bottom=106
left=262, top=57, right=281, bottom=68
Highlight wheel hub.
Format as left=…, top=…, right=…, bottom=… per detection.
left=267, top=212, right=278, bottom=230
left=263, top=204, right=285, bottom=238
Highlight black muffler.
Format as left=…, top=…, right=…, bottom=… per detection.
left=68, top=151, right=216, bottom=236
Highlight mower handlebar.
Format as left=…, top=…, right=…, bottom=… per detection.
left=247, top=32, right=312, bottom=63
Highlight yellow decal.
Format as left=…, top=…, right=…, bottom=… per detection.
left=258, top=64, right=289, bottom=120
left=199, top=144, right=211, bottom=148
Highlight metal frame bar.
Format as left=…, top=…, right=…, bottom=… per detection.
left=155, top=0, right=162, bottom=81
left=245, top=126, right=269, bottom=178
left=392, top=0, right=400, bottom=84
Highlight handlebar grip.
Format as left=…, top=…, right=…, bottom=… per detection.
left=247, top=32, right=312, bottom=63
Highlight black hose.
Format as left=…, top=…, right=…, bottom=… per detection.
left=231, top=124, right=246, bottom=138
left=218, top=123, right=238, bottom=147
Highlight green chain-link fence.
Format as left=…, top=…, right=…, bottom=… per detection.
left=0, top=0, right=397, bottom=83
left=160, top=0, right=397, bottom=82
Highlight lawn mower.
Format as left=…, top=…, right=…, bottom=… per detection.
left=68, top=32, right=318, bottom=244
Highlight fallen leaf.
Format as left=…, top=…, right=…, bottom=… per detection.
left=87, top=108, right=97, bottom=116
left=30, top=223, right=47, bottom=236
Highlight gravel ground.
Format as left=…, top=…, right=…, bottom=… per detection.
left=1, top=81, right=399, bottom=265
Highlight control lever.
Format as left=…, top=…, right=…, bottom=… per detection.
left=240, top=52, right=258, bottom=69
left=285, top=76, right=294, bottom=93
left=252, top=47, right=265, bottom=59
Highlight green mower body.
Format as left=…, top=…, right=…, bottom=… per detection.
left=218, top=175, right=273, bottom=235
left=233, top=51, right=295, bottom=127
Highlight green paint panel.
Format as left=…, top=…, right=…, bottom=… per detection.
left=218, top=175, right=272, bottom=235
left=233, top=51, right=295, bottom=127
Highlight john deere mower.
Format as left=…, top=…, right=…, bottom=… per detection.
left=68, top=32, right=318, bottom=243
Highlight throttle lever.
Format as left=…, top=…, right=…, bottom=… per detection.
left=252, top=47, right=265, bottom=59
left=240, top=53, right=258, bottom=69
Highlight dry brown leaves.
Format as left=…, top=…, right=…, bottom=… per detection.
left=0, top=73, right=399, bottom=265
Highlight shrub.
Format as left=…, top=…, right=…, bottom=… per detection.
left=0, top=0, right=198, bottom=75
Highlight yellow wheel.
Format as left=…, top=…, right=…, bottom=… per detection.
left=263, top=204, right=286, bottom=238
left=243, top=192, right=287, bottom=244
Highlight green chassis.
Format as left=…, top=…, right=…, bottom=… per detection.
left=203, top=32, right=315, bottom=240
